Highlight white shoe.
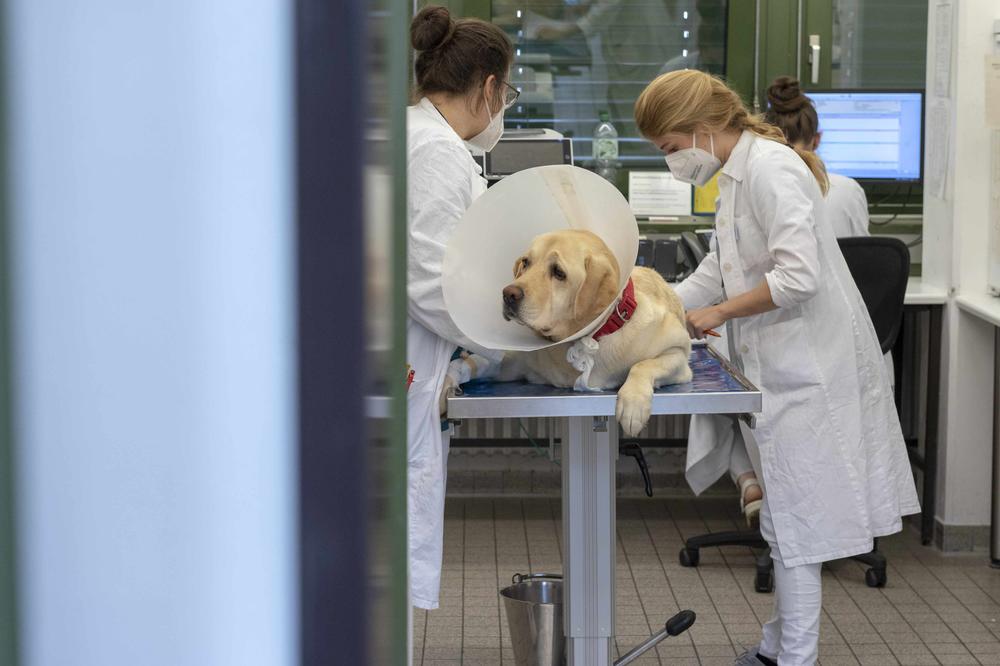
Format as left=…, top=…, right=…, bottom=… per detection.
left=734, top=648, right=762, bottom=665
left=739, top=477, right=763, bottom=528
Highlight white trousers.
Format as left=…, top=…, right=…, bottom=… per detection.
left=758, top=495, right=823, bottom=666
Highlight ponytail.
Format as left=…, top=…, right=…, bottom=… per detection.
left=635, top=70, right=829, bottom=195
left=744, top=116, right=829, bottom=195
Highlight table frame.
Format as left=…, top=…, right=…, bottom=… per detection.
left=898, top=303, right=943, bottom=545
left=448, top=347, right=761, bottom=666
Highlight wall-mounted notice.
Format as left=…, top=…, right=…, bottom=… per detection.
left=628, top=171, right=692, bottom=217
left=926, top=100, right=951, bottom=199
left=693, top=172, right=720, bottom=216
left=933, top=3, right=954, bottom=98
left=986, top=56, right=1000, bottom=128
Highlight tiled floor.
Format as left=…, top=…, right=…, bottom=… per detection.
left=414, top=497, right=1000, bottom=665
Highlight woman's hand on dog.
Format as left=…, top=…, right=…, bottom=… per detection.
left=686, top=305, right=728, bottom=340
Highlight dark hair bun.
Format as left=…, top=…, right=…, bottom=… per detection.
left=411, top=5, right=455, bottom=52
left=767, top=76, right=810, bottom=113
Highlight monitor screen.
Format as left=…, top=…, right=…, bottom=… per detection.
left=808, top=90, right=923, bottom=182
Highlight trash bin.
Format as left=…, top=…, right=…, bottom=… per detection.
left=500, top=573, right=565, bottom=666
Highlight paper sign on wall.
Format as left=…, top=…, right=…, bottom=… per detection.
left=933, top=3, right=954, bottom=98
left=628, top=171, right=692, bottom=217
left=986, top=56, right=1000, bottom=129
left=693, top=172, right=720, bottom=215
left=926, top=100, right=951, bottom=200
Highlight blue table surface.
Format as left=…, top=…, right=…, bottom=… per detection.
left=458, top=345, right=748, bottom=399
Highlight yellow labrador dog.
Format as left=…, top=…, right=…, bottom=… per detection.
left=446, top=229, right=692, bottom=436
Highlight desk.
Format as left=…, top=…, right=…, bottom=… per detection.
left=448, top=346, right=761, bottom=666
left=955, top=292, right=1000, bottom=563
left=902, top=279, right=948, bottom=545
left=955, top=292, right=1000, bottom=328
left=905, top=277, right=948, bottom=305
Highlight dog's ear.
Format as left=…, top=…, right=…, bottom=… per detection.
left=573, top=253, right=619, bottom=321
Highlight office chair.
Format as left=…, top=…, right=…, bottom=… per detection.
left=679, top=236, right=910, bottom=592
left=679, top=231, right=707, bottom=268
left=832, top=237, right=910, bottom=587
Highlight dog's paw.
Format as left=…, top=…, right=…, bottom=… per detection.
left=438, top=375, right=457, bottom=416
left=616, top=385, right=653, bottom=437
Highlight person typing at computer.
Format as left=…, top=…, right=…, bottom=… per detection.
left=764, top=76, right=870, bottom=238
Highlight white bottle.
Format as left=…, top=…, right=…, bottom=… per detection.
left=593, top=111, right=619, bottom=170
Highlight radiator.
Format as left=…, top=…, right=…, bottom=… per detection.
left=452, top=414, right=691, bottom=441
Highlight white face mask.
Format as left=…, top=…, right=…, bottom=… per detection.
left=664, top=133, right=722, bottom=187
left=467, top=88, right=505, bottom=152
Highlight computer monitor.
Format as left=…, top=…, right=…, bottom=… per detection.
left=806, top=90, right=923, bottom=182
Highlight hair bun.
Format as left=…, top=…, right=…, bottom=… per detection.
left=411, top=5, right=455, bottom=52
left=767, top=76, right=809, bottom=113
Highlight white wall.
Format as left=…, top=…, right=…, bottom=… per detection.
left=922, top=0, right=999, bottom=527
left=6, top=2, right=296, bottom=664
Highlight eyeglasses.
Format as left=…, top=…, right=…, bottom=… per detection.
left=501, top=81, right=521, bottom=110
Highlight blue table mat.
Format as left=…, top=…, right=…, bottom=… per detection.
left=459, top=345, right=746, bottom=398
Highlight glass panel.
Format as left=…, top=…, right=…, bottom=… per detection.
left=0, top=43, right=15, bottom=661
left=492, top=1, right=729, bottom=168
left=365, top=0, right=408, bottom=664
left=831, top=0, right=927, bottom=88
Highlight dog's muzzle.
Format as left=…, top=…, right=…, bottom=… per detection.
left=502, top=284, right=523, bottom=321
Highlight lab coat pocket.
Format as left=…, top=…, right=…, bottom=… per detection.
left=407, top=376, right=441, bottom=459
left=734, top=214, right=770, bottom=269
left=755, top=307, right=819, bottom=393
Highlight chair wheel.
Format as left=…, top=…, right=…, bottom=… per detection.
left=679, top=547, right=700, bottom=567
left=755, top=570, right=773, bottom=593
left=865, top=568, right=887, bottom=588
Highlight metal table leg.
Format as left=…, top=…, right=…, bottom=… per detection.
left=563, top=415, right=617, bottom=665
left=923, top=305, right=943, bottom=545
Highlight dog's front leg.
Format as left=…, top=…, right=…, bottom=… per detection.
left=615, top=349, right=693, bottom=437
left=439, top=352, right=526, bottom=415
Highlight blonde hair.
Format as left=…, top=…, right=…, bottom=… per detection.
left=634, top=70, right=829, bottom=195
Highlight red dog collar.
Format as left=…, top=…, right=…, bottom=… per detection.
left=591, top=278, right=637, bottom=341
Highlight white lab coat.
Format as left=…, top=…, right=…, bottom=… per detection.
left=826, top=172, right=870, bottom=238
left=685, top=163, right=895, bottom=492
left=407, top=98, right=491, bottom=609
left=824, top=171, right=897, bottom=389
left=677, top=131, right=919, bottom=567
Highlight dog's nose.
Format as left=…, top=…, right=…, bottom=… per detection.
left=503, top=285, right=524, bottom=308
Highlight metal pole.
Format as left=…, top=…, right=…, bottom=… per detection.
left=563, top=415, right=617, bottom=665
left=923, top=306, right=942, bottom=545
left=753, top=0, right=761, bottom=112
left=617, top=629, right=668, bottom=666
left=796, top=0, right=803, bottom=80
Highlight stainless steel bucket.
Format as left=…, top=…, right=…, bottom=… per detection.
left=500, top=573, right=565, bottom=666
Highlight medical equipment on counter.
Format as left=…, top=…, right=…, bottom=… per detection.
left=471, top=129, right=573, bottom=183
left=652, top=239, right=679, bottom=282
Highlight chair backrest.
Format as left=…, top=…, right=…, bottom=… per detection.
left=836, top=237, right=910, bottom=354
left=680, top=231, right=707, bottom=266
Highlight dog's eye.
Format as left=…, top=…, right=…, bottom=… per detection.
left=551, top=265, right=566, bottom=281
left=516, top=257, right=530, bottom=276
